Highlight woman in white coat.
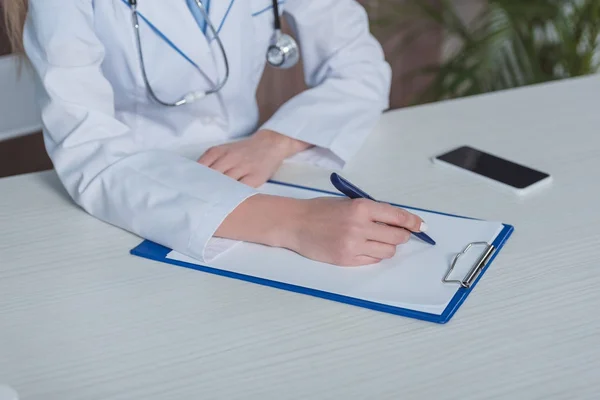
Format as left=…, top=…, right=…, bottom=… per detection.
left=4, top=0, right=427, bottom=266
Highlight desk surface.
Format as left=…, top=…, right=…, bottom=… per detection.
left=1, top=76, right=600, bottom=400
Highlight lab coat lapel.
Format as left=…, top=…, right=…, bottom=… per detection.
left=133, top=0, right=218, bottom=84
left=204, top=0, right=238, bottom=85
left=206, top=0, right=235, bottom=40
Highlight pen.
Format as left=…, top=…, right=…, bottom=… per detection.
left=330, top=173, right=436, bottom=246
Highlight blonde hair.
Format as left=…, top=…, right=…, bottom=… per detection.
left=2, top=0, right=28, bottom=53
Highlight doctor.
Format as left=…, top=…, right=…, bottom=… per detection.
left=5, top=0, right=427, bottom=266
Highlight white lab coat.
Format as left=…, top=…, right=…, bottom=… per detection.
left=23, top=0, right=391, bottom=262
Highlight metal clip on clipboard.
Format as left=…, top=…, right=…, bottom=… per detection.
left=443, top=242, right=496, bottom=289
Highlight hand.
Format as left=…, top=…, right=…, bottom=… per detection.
left=197, top=129, right=311, bottom=187
left=288, top=197, right=426, bottom=266
left=215, top=194, right=426, bottom=267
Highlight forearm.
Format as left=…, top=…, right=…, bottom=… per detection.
left=214, top=193, right=304, bottom=249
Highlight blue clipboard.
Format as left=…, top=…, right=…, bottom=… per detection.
left=130, top=180, right=514, bottom=324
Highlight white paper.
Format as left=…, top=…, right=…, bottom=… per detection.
left=169, top=182, right=505, bottom=316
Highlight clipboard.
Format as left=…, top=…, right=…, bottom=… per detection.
left=131, top=180, right=514, bottom=324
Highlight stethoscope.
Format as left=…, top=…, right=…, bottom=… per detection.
left=128, top=0, right=300, bottom=107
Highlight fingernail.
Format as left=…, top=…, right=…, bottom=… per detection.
left=419, top=221, right=428, bottom=232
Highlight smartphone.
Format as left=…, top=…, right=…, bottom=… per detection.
left=432, top=145, right=552, bottom=195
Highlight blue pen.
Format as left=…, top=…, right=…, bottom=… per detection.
left=330, top=173, right=436, bottom=246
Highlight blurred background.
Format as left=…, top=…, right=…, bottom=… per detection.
left=1, top=0, right=599, bottom=178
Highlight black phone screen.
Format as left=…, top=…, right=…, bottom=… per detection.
left=435, top=146, right=550, bottom=189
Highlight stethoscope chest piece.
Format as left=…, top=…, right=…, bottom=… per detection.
left=266, top=0, right=299, bottom=69
left=267, top=31, right=300, bottom=69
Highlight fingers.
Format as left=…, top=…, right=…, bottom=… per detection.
left=223, top=167, right=247, bottom=181
left=368, top=223, right=411, bottom=245
left=197, top=145, right=270, bottom=188
left=198, top=147, right=239, bottom=173
left=345, top=255, right=382, bottom=267
left=197, top=147, right=222, bottom=167
left=342, top=240, right=398, bottom=267
left=210, top=156, right=237, bottom=174
left=367, top=201, right=425, bottom=232
left=220, top=170, right=266, bottom=188
left=362, top=240, right=397, bottom=260
left=240, top=174, right=267, bottom=188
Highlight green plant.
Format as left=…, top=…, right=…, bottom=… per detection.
left=368, top=0, right=600, bottom=104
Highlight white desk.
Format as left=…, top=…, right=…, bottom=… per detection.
left=1, top=76, right=599, bottom=399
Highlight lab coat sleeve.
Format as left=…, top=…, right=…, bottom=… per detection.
left=22, top=0, right=256, bottom=263
left=260, top=0, right=392, bottom=168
